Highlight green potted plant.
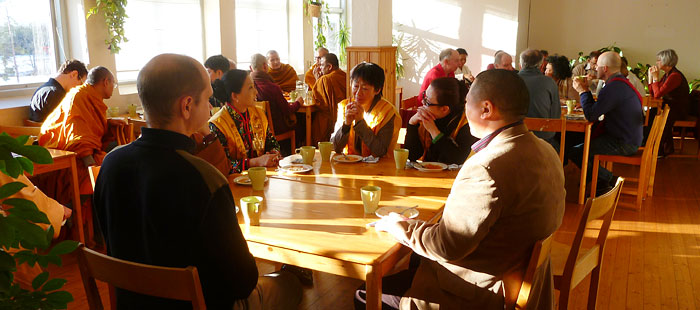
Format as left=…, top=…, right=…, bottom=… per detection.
left=0, top=133, right=79, bottom=309
left=87, top=0, right=129, bottom=54
left=337, top=20, right=350, bottom=66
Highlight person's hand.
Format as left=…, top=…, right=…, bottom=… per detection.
left=107, top=117, right=128, bottom=126
left=352, top=102, right=365, bottom=123
left=250, top=153, right=279, bottom=167
left=373, top=212, right=409, bottom=239
left=649, top=66, right=659, bottom=83
left=344, top=102, right=357, bottom=126
left=572, top=76, right=589, bottom=94
left=421, top=115, right=439, bottom=138
left=62, top=206, right=72, bottom=221
left=408, top=109, right=423, bottom=125
left=465, top=73, right=475, bottom=82
left=313, top=65, right=323, bottom=80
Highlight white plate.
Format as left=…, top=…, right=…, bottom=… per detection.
left=233, top=175, right=269, bottom=186
left=279, top=164, right=313, bottom=173
left=414, top=162, right=447, bottom=172
left=333, top=154, right=363, bottom=163
left=375, top=206, right=419, bottom=219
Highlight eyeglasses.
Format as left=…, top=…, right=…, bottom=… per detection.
left=421, top=91, right=442, bottom=107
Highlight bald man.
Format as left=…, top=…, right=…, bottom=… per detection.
left=418, top=48, right=459, bottom=102
left=266, top=50, right=298, bottom=92
left=363, top=69, right=564, bottom=309
left=304, top=47, right=329, bottom=88
left=572, top=51, right=643, bottom=196
left=94, top=54, right=302, bottom=309
left=39, top=66, right=123, bottom=197
left=518, top=49, right=560, bottom=146
left=493, top=51, right=515, bottom=71
left=310, top=53, right=347, bottom=144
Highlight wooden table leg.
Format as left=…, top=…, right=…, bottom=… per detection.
left=365, top=264, right=382, bottom=310
left=305, top=108, right=312, bottom=146
left=578, top=123, right=592, bottom=205
left=69, top=156, right=85, bottom=244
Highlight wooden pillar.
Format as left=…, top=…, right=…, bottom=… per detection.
left=346, top=46, right=397, bottom=106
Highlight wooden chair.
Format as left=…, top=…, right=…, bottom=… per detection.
left=114, top=123, right=135, bottom=145
left=400, top=96, right=419, bottom=110
left=641, top=96, right=662, bottom=126
left=258, top=101, right=295, bottom=154
left=552, top=177, right=624, bottom=310
left=671, top=117, right=699, bottom=159
left=23, top=119, right=43, bottom=127
left=523, top=117, right=566, bottom=163
left=590, top=106, right=669, bottom=210
left=88, top=166, right=101, bottom=190
left=504, top=234, right=554, bottom=310
left=76, top=244, right=207, bottom=310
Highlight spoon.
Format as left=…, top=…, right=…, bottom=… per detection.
left=399, top=205, right=418, bottom=216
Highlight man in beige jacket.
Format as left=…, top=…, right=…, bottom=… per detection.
left=363, top=69, right=565, bottom=309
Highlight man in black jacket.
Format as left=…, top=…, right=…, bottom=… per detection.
left=94, top=53, right=301, bottom=309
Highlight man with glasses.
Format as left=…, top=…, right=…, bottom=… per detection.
left=30, top=59, right=88, bottom=122
left=418, top=48, right=460, bottom=102
left=304, top=47, right=329, bottom=88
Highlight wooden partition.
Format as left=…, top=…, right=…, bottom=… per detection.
left=346, top=46, right=398, bottom=107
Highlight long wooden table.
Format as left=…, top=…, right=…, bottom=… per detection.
left=229, top=158, right=457, bottom=310
left=564, top=117, right=593, bottom=204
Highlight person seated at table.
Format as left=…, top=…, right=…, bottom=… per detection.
left=649, top=48, right=689, bottom=157
left=572, top=50, right=601, bottom=89
left=250, top=53, right=302, bottom=155
left=572, top=51, right=643, bottom=196
left=621, top=57, right=646, bottom=96
left=204, top=54, right=230, bottom=108
left=30, top=59, right=88, bottom=123
left=266, top=50, right=298, bottom=92
left=331, top=62, right=401, bottom=158
left=485, top=50, right=504, bottom=70
left=38, top=66, right=125, bottom=199
left=358, top=69, right=565, bottom=309
left=519, top=49, right=561, bottom=148
left=418, top=48, right=459, bottom=102
left=545, top=55, right=578, bottom=101
left=539, top=49, right=549, bottom=73
left=304, top=47, right=328, bottom=88
left=310, top=53, right=347, bottom=144
left=404, top=77, right=476, bottom=164
left=455, top=48, right=474, bottom=83
left=208, top=69, right=282, bottom=174
left=94, top=53, right=302, bottom=309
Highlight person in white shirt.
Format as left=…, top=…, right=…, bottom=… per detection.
left=621, top=57, right=646, bottom=95
left=455, top=48, right=474, bottom=83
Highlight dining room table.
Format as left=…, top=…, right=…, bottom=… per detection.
left=561, top=107, right=593, bottom=205
left=228, top=155, right=458, bottom=310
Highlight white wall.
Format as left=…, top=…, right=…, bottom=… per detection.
left=393, top=0, right=528, bottom=97
left=528, top=0, right=700, bottom=81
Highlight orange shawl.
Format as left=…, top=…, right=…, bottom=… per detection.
left=310, top=68, right=347, bottom=144
left=417, top=113, right=468, bottom=160
left=209, top=105, right=269, bottom=162
left=38, top=84, right=109, bottom=195
left=336, top=98, right=402, bottom=158
left=268, top=63, right=298, bottom=92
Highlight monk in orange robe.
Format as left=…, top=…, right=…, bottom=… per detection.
left=38, top=66, right=124, bottom=198
left=266, top=50, right=298, bottom=92
left=304, top=47, right=328, bottom=88
left=310, top=53, right=347, bottom=144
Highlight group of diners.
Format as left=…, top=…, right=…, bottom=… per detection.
left=3, top=38, right=691, bottom=309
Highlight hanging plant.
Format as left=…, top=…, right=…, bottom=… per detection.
left=87, top=0, right=129, bottom=54
left=337, top=20, right=350, bottom=66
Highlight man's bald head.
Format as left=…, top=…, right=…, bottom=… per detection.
left=314, top=47, right=329, bottom=65
left=595, top=51, right=621, bottom=80
left=494, top=52, right=514, bottom=71
left=439, top=48, right=460, bottom=74
left=137, top=54, right=209, bottom=127
left=320, top=53, right=339, bottom=75
left=519, top=49, right=542, bottom=69
left=86, top=66, right=113, bottom=86
left=470, top=69, right=529, bottom=122
left=250, top=53, right=268, bottom=72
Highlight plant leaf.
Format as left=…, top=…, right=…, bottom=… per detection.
left=0, top=217, right=14, bottom=247
left=49, top=240, right=80, bottom=256
left=0, top=181, right=26, bottom=200
left=0, top=250, right=16, bottom=272
left=41, top=278, right=67, bottom=292
left=0, top=271, right=12, bottom=293
left=8, top=215, right=50, bottom=249
left=13, top=250, right=37, bottom=266
left=31, top=271, right=49, bottom=290
left=1, top=158, right=22, bottom=178
left=16, top=156, right=34, bottom=175
left=3, top=198, right=50, bottom=224
left=46, top=290, right=74, bottom=307
left=17, top=145, right=53, bottom=164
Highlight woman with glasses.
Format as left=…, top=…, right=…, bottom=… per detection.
left=331, top=62, right=402, bottom=158
left=404, top=77, right=477, bottom=164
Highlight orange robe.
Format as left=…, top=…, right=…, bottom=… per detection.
left=310, top=68, right=347, bottom=144
left=268, top=63, right=298, bottom=92
left=304, top=64, right=319, bottom=88
left=335, top=98, right=402, bottom=158
left=38, top=84, right=110, bottom=196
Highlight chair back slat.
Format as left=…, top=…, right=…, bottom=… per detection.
left=504, top=234, right=553, bottom=310
left=88, top=166, right=101, bottom=190
left=76, top=244, right=207, bottom=309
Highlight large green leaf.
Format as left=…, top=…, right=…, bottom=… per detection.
left=14, top=135, right=29, bottom=146
left=0, top=157, right=22, bottom=178
left=0, top=270, right=11, bottom=293
left=3, top=198, right=50, bottom=224
left=41, top=278, right=67, bottom=292
left=16, top=145, right=53, bottom=164
left=45, top=290, right=74, bottom=308
left=0, top=135, right=20, bottom=148
left=0, top=217, right=14, bottom=247
left=12, top=250, right=37, bottom=266
left=16, top=156, right=34, bottom=175
left=48, top=240, right=79, bottom=256
left=0, top=250, right=16, bottom=272
left=7, top=215, right=50, bottom=249
left=31, top=271, right=49, bottom=290
left=0, top=182, right=26, bottom=200
left=36, top=254, right=62, bottom=268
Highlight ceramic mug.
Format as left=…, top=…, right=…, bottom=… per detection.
left=241, top=196, right=263, bottom=226
left=360, top=186, right=381, bottom=214
left=393, top=148, right=409, bottom=169
left=247, top=167, right=267, bottom=191
left=295, top=146, right=316, bottom=165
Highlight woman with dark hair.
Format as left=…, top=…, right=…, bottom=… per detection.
left=404, top=77, right=476, bottom=164
left=649, top=48, right=690, bottom=156
left=208, top=69, right=281, bottom=173
left=331, top=62, right=401, bottom=157
left=545, top=55, right=578, bottom=100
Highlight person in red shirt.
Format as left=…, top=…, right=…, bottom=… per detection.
left=649, top=48, right=690, bottom=157
left=418, top=48, right=460, bottom=102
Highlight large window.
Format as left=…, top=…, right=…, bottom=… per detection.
left=235, top=0, right=289, bottom=69
left=313, top=0, right=345, bottom=59
left=0, top=0, right=57, bottom=87
left=115, top=0, right=203, bottom=82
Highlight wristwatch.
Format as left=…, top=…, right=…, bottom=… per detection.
left=202, top=133, right=217, bottom=146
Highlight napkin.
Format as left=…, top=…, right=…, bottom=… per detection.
left=362, top=155, right=380, bottom=163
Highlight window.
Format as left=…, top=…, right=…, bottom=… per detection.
left=115, top=0, right=203, bottom=82
left=0, top=0, right=57, bottom=87
left=235, top=0, right=289, bottom=69
left=313, top=0, right=345, bottom=60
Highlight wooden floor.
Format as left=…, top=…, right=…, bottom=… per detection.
left=48, top=142, right=700, bottom=309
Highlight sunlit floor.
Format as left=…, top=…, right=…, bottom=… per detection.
left=51, top=141, right=700, bottom=310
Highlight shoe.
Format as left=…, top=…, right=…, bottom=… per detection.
left=281, top=264, right=314, bottom=286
